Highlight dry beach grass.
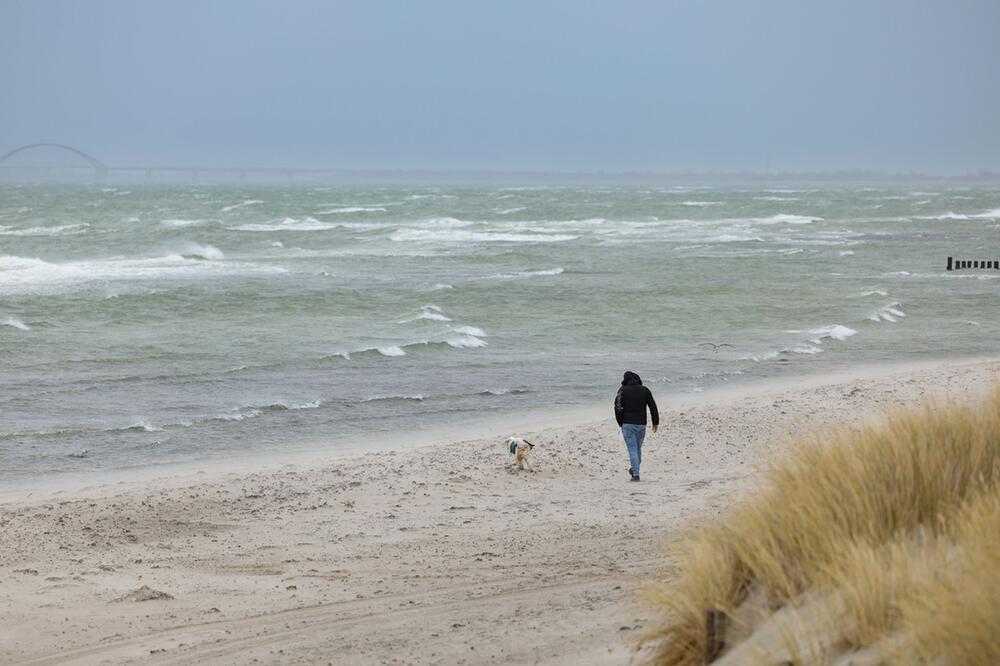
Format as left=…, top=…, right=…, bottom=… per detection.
left=640, top=380, right=1000, bottom=665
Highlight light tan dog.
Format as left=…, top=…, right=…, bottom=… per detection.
left=505, top=436, right=535, bottom=472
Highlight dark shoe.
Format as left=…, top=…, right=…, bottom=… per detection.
left=628, top=468, right=633, bottom=477
left=630, top=475, right=640, bottom=482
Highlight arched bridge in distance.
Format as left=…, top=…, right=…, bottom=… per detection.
left=0, top=143, right=346, bottom=183
left=0, top=143, right=109, bottom=177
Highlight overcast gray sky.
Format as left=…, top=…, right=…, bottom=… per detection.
left=2, top=0, right=998, bottom=173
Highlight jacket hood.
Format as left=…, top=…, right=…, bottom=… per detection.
left=621, top=371, right=642, bottom=386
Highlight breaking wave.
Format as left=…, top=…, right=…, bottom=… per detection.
left=868, top=303, right=906, bottom=323
left=0, top=223, right=89, bottom=236
left=315, top=206, right=388, bottom=214
left=1, top=317, right=30, bottom=330
left=220, top=199, right=264, bottom=212
left=486, top=267, right=564, bottom=280
left=230, top=217, right=344, bottom=232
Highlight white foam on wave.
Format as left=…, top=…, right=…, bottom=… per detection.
left=316, top=206, right=388, bottom=214
left=219, top=199, right=264, bottom=212
left=745, top=324, right=858, bottom=362
left=808, top=324, right=858, bottom=343
left=680, top=201, right=722, bottom=207
left=166, top=243, right=225, bottom=261
left=363, top=394, right=424, bottom=402
left=449, top=324, right=487, bottom=337
left=868, top=303, right=906, bottom=323
left=378, top=346, right=407, bottom=357
left=495, top=207, right=527, bottom=215
left=753, top=196, right=801, bottom=202
left=399, top=304, right=452, bottom=323
left=858, top=289, right=888, bottom=297
left=431, top=283, right=454, bottom=290
left=445, top=335, right=488, bottom=349
left=1, top=317, right=29, bottom=330
left=839, top=250, right=855, bottom=256
left=758, top=214, right=823, bottom=225
left=917, top=208, right=1000, bottom=221
left=160, top=218, right=211, bottom=228
left=411, top=217, right=477, bottom=229
left=486, top=267, right=565, bottom=280
left=0, top=251, right=282, bottom=296
left=0, top=223, right=89, bottom=236
left=788, top=343, right=823, bottom=355
left=390, top=228, right=577, bottom=243
left=231, top=217, right=344, bottom=232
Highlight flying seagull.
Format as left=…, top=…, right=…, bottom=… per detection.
left=699, top=343, right=735, bottom=353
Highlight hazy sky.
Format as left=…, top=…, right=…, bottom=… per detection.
left=2, top=1, right=998, bottom=173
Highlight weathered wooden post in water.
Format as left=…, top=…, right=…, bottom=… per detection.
left=947, top=256, right=953, bottom=270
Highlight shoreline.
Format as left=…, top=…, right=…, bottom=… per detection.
left=3, top=354, right=996, bottom=504
left=2, top=358, right=998, bottom=664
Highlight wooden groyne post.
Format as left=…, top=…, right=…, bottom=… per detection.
left=947, top=256, right=1000, bottom=270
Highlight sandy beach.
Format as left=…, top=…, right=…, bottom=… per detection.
left=2, top=358, right=998, bottom=665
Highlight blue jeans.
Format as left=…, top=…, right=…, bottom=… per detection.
left=621, top=424, right=646, bottom=477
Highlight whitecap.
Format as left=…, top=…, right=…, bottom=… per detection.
left=478, top=388, right=530, bottom=396
left=444, top=335, right=488, bottom=349
left=839, top=250, right=855, bottom=256
left=1, top=317, right=29, bottom=330
left=231, top=217, right=343, bottom=232
left=219, top=199, right=263, bottom=212
left=390, top=229, right=577, bottom=243
left=398, top=307, right=452, bottom=323
left=486, top=267, right=564, bottom=280
left=916, top=208, right=1000, bottom=221
left=378, top=346, right=407, bottom=357
left=0, top=251, right=283, bottom=296
left=363, top=394, right=424, bottom=402
left=168, top=243, right=224, bottom=261
left=315, top=206, right=388, bottom=214
left=160, top=218, right=210, bottom=228
left=0, top=223, right=89, bottom=236
left=495, top=207, right=527, bottom=215
left=758, top=214, right=822, bottom=225
left=868, top=303, right=906, bottom=323
left=449, top=324, right=487, bottom=337
left=680, top=201, right=722, bottom=207
left=808, top=325, right=858, bottom=343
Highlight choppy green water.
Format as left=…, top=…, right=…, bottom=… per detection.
left=1, top=182, right=998, bottom=485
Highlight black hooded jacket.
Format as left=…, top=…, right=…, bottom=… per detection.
left=614, top=371, right=659, bottom=427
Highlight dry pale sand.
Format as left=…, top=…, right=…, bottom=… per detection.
left=1, top=358, right=997, bottom=666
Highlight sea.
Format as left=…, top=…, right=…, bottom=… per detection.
left=1, top=181, right=998, bottom=488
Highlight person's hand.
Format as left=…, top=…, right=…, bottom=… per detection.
left=652, top=424, right=659, bottom=433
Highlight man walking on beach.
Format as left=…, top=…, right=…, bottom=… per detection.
left=615, top=371, right=659, bottom=482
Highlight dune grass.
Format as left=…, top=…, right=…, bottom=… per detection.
left=640, top=384, right=1000, bottom=665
